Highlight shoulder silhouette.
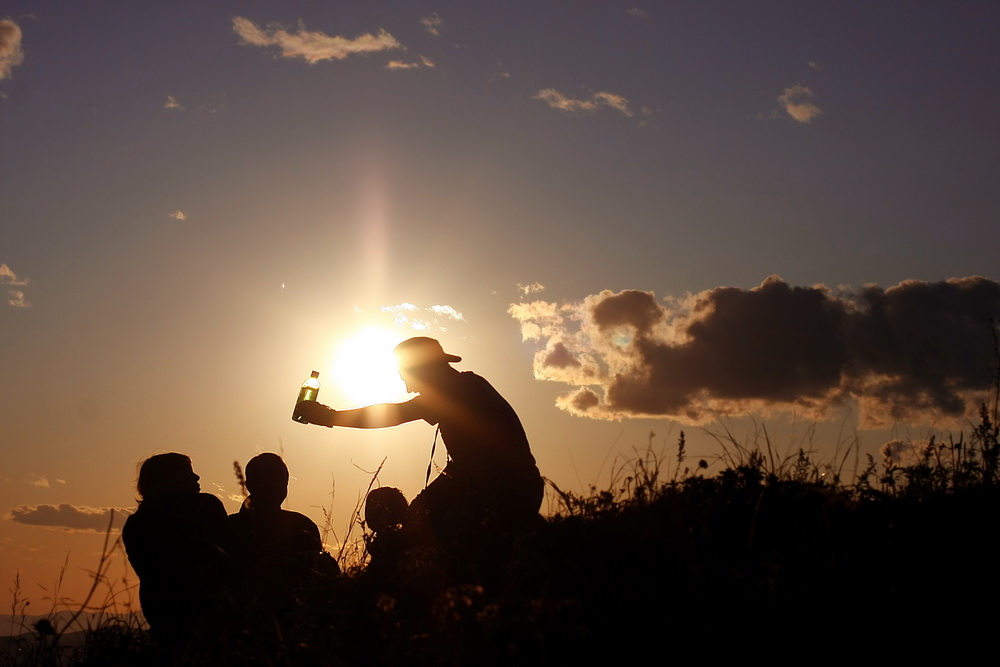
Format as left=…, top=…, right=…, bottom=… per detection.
left=122, top=453, right=230, bottom=646
left=299, top=338, right=545, bottom=572
left=229, top=453, right=336, bottom=614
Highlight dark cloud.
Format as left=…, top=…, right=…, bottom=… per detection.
left=7, top=504, right=132, bottom=532
left=879, top=439, right=929, bottom=467
left=510, top=276, right=1000, bottom=427
left=592, top=289, right=664, bottom=334
left=568, top=388, right=601, bottom=412
left=543, top=342, right=581, bottom=369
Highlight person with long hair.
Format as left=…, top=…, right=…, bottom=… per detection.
left=122, top=453, right=230, bottom=646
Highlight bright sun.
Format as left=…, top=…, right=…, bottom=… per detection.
left=329, top=328, right=409, bottom=407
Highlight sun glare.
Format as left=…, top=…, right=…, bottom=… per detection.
left=329, top=328, right=409, bottom=407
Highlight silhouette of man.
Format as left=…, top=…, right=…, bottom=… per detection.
left=295, top=337, right=543, bottom=547
left=122, top=453, right=230, bottom=646
left=228, top=453, right=330, bottom=611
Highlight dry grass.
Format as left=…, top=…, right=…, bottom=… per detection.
left=5, top=406, right=999, bottom=664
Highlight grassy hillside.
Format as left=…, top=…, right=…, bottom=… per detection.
left=5, top=409, right=999, bottom=665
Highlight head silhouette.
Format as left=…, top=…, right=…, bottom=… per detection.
left=136, top=453, right=199, bottom=500
left=365, top=487, right=408, bottom=533
left=393, top=337, right=460, bottom=371
left=394, top=337, right=460, bottom=393
left=244, top=453, right=289, bottom=510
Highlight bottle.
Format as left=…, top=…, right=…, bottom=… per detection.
left=292, top=371, right=320, bottom=423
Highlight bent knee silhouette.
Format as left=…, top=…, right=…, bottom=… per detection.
left=299, top=338, right=544, bottom=561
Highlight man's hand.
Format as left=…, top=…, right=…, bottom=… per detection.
left=292, top=401, right=336, bottom=427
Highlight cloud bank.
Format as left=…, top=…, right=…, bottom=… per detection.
left=0, top=19, right=24, bottom=81
left=7, top=504, right=132, bottom=532
left=535, top=89, right=633, bottom=118
left=510, top=276, right=1000, bottom=428
left=233, top=17, right=402, bottom=64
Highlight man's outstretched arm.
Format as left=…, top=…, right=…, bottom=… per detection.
left=294, top=400, right=422, bottom=429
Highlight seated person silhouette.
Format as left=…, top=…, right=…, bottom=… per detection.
left=296, top=337, right=544, bottom=553
left=122, top=453, right=230, bottom=646
left=363, top=486, right=409, bottom=574
left=228, top=453, right=334, bottom=612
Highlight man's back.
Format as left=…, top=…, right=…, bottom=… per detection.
left=412, top=370, right=538, bottom=480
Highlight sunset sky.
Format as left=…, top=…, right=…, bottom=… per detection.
left=3, top=2, right=1000, bottom=610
